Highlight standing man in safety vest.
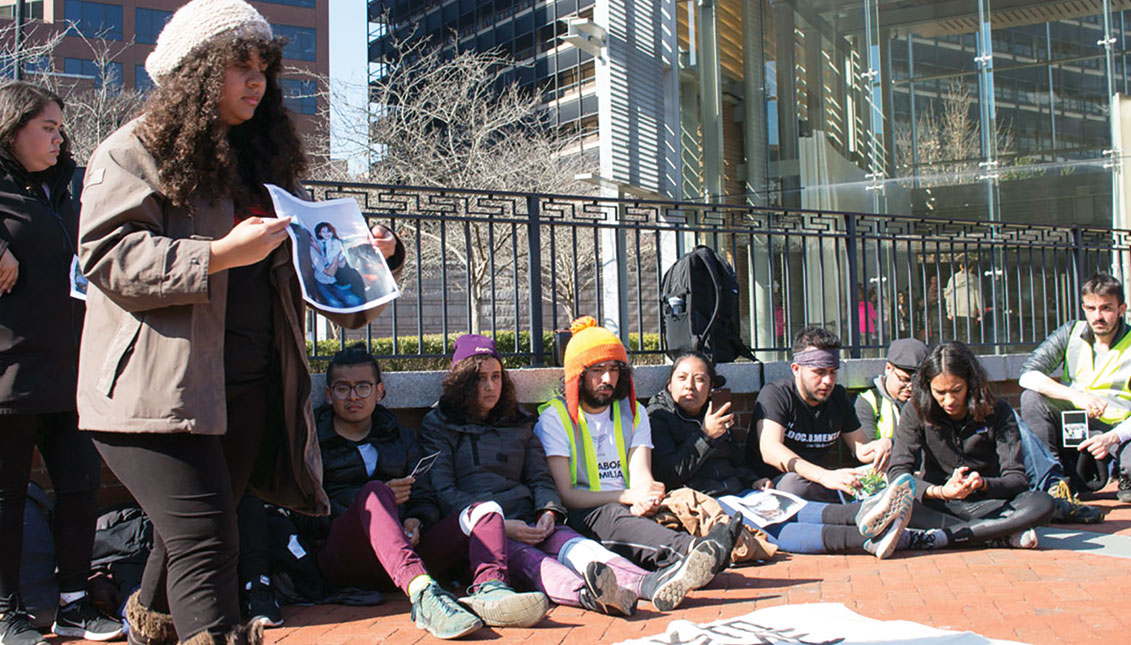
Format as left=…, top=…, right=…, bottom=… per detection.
left=854, top=338, right=929, bottom=451
left=1020, top=272, right=1131, bottom=511
left=534, top=316, right=735, bottom=611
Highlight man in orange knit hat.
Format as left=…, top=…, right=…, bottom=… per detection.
left=534, top=317, right=734, bottom=612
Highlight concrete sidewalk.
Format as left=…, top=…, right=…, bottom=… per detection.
left=55, top=484, right=1131, bottom=645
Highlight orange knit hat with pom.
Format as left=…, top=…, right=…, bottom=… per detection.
left=562, top=316, right=635, bottom=424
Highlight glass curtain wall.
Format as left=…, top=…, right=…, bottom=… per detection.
left=678, top=0, right=1129, bottom=353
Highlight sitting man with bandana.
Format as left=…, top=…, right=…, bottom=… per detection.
left=747, top=327, right=891, bottom=503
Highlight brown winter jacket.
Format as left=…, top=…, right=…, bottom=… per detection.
left=75, top=118, right=400, bottom=515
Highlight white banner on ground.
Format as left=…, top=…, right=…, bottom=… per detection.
left=612, top=603, right=1027, bottom=645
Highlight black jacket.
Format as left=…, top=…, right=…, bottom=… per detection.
left=1020, top=319, right=1131, bottom=376
left=889, top=398, right=1027, bottom=501
left=647, top=388, right=758, bottom=496
left=0, top=152, right=82, bottom=414
left=419, top=405, right=566, bottom=523
left=315, top=404, right=440, bottom=528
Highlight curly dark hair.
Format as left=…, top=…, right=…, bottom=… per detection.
left=439, top=354, right=517, bottom=424
left=137, top=34, right=306, bottom=210
left=0, top=81, right=72, bottom=169
left=911, top=341, right=996, bottom=426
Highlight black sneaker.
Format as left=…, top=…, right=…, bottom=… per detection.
left=640, top=538, right=723, bottom=612
left=577, top=561, right=636, bottom=617
left=245, top=580, right=283, bottom=628
left=1118, top=475, right=1131, bottom=503
left=52, top=596, right=124, bottom=642
left=0, top=608, right=47, bottom=645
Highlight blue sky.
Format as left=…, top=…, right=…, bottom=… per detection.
left=328, top=0, right=367, bottom=171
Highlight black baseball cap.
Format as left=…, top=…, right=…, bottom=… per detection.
left=887, top=339, right=929, bottom=372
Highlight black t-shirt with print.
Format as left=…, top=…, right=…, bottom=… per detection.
left=747, top=379, right=861, bottom=476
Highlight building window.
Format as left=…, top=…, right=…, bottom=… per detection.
left=135, top=65, right=154, bottom=93
left=258, top=0, right=315, bottom=6
left=272, top=24, right=317, bottom=61
left=0, top=1, right=44, bottom=20
left=64, top=0, right=123, bottom=40
left=65, top=57, right=123, bottom=91
left=135, top=7, right=173, bottom=45
left=281, top=78, right=316, bottom=115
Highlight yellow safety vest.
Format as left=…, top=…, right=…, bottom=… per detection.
left=1064, top=321, right=1131, bottom=424
left=539, top=397, right=640, bottom=491
left=859, top=388, right=899, bottom=440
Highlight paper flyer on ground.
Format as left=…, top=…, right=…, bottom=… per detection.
left=266, top=184, right=400, bottom=314
left=717, top=489, right=807, bottom=529
left=613, top=602, right=1028, bottom=645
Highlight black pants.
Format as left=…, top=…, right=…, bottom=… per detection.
left=1019, top=389, right=1131, bottom=493
left=0, top=412, right=101, bottom=609
left=91, top=380, right=269, bottom=639
left=236, top=493, right=271, bottom=588
left=567, top=503, right=694, bottom=570
left=908, top=490, right=1055, bottom=547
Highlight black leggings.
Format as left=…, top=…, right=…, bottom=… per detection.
left=908, top=490, right=1055, bottom=546
left=0, top=412, right=101, bottom=608
left=90, top=380, right=269, bottom=639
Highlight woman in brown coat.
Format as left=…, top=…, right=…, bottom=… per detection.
left=75, top=2, right=400, bottom=644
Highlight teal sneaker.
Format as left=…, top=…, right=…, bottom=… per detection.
left=855, top=473, right=915, bottom=538
left=458, top=580, right=549, bottom=628
left=409, top=582, right=483, bottom=640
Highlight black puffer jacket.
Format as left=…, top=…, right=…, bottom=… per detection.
left=0, top=152, right=82, bottom=414
left=420, top=405, right=566, bottom=523
left=315, top=404, right=440, bottom=528
left=647, top=388, right=759, bottom=496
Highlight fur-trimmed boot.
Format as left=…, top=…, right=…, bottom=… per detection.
left=126, top=591, right=177, bottom=645
left=178, top=622, right=263, bottom=645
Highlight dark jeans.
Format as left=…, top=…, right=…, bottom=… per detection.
left=567, top=503, right=694, bottom=570
left=1019, top=389, right=1131, bottom=492
left=90, top=379, right=270, bottom=639
left=772, top=473, right=842, bottom=504
left=908, top=490, right=1055, bottom=546
left=317, top=481, right=507, bottom=593
left=0, top=412, right=101, bottom=608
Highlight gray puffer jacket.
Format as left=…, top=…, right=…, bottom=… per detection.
left=420, top=405, right=566, bottom=523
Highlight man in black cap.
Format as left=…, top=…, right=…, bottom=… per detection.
left=853, top=339, right=930, bottom=466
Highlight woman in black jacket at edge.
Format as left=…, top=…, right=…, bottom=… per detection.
left=890, top=341, right=1055, bottom=550
left=0, top=81, right=123, bottom=645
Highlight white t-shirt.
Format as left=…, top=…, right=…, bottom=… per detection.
left=535, top=400, right=652, bottom=491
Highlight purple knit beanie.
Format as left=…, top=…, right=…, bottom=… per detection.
left=452, top=334, right=500, bottom=366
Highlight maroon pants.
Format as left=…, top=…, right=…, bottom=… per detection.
left=317, top=481, right=507, bottom=593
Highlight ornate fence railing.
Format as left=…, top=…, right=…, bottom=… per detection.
left=301, top=180, right=1131, bottom=367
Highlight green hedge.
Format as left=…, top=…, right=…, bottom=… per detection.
left=306, top=331, right=664, bottom=373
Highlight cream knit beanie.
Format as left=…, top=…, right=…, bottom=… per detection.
left=145, top=0, right=272, bottom=84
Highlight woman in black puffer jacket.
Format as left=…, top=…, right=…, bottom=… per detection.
left=0, top=81, right=123, bottom=645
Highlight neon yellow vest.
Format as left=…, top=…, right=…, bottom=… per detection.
left=1064, top=321, right=1131, bottom=424
left=859, top=388, right=899, bottom=440
left=539, top=397, right=639, bottom=491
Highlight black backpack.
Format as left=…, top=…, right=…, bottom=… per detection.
left=21, top=483, right=58, bottom=628
left=660, top=245, right=755, bottom=363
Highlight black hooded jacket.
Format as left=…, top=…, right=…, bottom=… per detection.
left=0, top=151, right=81, bottom=414
left=647, top=388, right=759, bottom=496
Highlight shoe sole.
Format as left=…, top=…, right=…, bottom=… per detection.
left=52, top=624, right=125, bottom=641
left=459, top=592, right=549, bottom=628
left=583, top=562, right=637, bottom=617
left=870, top=501, right=913, bottom=560
left=414, top=615, right=483, bottom=640
left=651, top=541, right=719, bottom=612
left=856, top=474, right=914, bottom=538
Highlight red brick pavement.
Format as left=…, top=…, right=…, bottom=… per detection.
left=52, top=486, right=1131, bottom=645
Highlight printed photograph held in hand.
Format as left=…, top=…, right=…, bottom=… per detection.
left=266, top=184, right=400, bottom=314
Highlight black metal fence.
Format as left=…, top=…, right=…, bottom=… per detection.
left=301, top=180, right=1131, bottom=365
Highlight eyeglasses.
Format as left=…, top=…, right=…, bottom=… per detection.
left=331, top=381, right=375, bottom=399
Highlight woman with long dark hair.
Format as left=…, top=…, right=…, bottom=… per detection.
left=422, top=335, right=710, bottom=615
left=74, top=2, right=401, bottom=643
left=889, top=341, right=1055, bottom=549
left=309, top=221, right=362, bottom=308
left=0, top=81, right=123, bottom=645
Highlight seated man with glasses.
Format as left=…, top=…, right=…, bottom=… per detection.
left=308, top=344, right=549, bottom=639
left=854, top=339, right=929, bottom=463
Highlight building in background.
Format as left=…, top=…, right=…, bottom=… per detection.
left=0, top=0, right=328, bottom=138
